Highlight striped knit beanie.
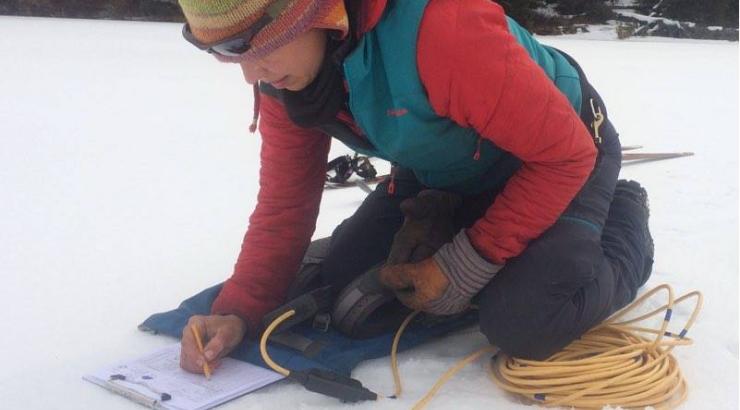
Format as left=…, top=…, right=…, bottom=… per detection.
left=178, top=0, right=349, bottom=61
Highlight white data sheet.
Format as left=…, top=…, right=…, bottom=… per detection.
left=84, top=344, right=284, bottom=410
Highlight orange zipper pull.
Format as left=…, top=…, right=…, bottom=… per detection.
left=473, top=137, right=482, bottom=160
left=387, top=167, right=397, bottom=195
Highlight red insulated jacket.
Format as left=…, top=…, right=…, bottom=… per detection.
left=211, top=0, right=597, bottom=335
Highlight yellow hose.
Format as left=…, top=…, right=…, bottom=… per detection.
left=261, top=284, right=701, bottom=410
left=259, top=309, right=294, bottom=377
left=389, top=284, right=702, bottom=410
left=390, top=310, right=421, bottom=398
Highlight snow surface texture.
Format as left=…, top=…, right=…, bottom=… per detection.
left=0, top=16, right=737, bottom=410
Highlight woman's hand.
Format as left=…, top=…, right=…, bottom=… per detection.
left=180, top=314, right=247, bottom=374
left=380, top=257, right=451, bottom=311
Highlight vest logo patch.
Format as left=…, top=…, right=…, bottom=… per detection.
left=387, top=108, right=408, bottom=117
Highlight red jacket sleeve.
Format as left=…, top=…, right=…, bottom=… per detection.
left=211, top=93, right=330, bottom=336
left=418, top=0, right=597, bottom=264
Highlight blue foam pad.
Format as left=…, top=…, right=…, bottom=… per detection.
left=140, top=284, right=478, bottom=376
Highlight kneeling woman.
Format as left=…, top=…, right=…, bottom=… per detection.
left=176, top=0, right=654, bottom=373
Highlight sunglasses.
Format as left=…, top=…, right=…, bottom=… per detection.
left=182, top=0, right=292, bottom=57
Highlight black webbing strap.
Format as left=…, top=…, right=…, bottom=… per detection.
left=269, top=331, right=326, bottom=358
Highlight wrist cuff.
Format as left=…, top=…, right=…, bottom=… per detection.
left=429, top=230, right=503, bottom=314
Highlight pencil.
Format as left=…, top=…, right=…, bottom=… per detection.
left=190, top=324, right=212, bottom=380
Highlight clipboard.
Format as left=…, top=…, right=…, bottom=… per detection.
left=84, top=344, right=284, bottom=410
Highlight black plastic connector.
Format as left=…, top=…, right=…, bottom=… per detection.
left=289, top=368, right=378, bottom=403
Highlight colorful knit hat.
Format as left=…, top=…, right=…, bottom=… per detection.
left=178, top=0, right=349, bottom=61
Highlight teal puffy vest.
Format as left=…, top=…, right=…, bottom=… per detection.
left=342, top=0, right=581, bottom=194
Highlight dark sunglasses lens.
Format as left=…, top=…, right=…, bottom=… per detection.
left=212, top=38, right=252, bottom=56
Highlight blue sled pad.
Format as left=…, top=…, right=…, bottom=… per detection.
left=140, top=284, right=478, bottom=376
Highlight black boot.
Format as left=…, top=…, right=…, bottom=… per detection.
left=610, top=179, right=654, bottom=287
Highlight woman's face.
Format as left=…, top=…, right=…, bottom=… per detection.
left=240, top=29, right=327, bottom=91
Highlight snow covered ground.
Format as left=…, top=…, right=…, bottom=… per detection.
left=0, top=16, right=737, bottom=410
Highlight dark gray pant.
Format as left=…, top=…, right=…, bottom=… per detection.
left=316, top=82, right=652, bottom=360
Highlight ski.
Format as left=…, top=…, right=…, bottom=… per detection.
left=622, top=152, right=694, bottom=161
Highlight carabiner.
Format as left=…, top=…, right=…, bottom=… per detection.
left=589, top=98, right=605, bottom=145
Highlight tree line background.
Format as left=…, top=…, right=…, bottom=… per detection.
left=508, top=0, right=738, bottom=30
left=0, top=0, right=182, bottom=22
left=0, top=0, right=737, bottom=30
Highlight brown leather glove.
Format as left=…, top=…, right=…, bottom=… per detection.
left=380, top=190, right=461, bottom=311
left=385, top=190, right=462, bottom=265
left=380, top=257, right=450, bottom=310
left=381, top=190, right=503, bottom=315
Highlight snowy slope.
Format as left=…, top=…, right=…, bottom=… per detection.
left=0, top=16, right=737, bottom=410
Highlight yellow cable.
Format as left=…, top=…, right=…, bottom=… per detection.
left=259, top=309, right=294, bottom=377
left=412, top=345, right=498, bottom=410
left=390, top=310, right=421, bottom=398
left=260, top=308, right=387, bottom=401
left=488, top=286, right=702, bottom=409
left=261, top=285, right=701, bottom=409
left=389, top=284, right=702, bottom=410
